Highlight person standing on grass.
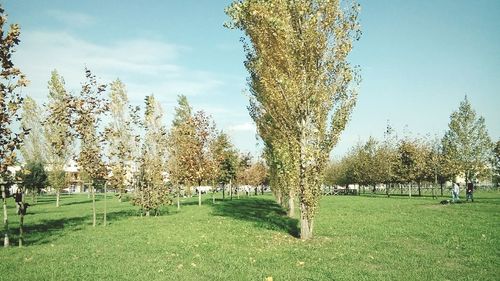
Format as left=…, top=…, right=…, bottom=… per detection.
left=14, top=188, right=23, bottom=214
left=466, top=181, right=474, bottom=202
left=452, top=182, right=460, bottom=202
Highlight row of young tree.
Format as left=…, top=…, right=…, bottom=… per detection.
left=0, top=4, right=270, bottom=247
left=20, top=72, right=270, bottom=211
left=324, top=97, right=499, bottom=195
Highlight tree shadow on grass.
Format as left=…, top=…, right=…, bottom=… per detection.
left=211, top=197, right=299, bottom=238
left=61, top=199, right=95, bottom=206
left=12, top=210, right=134, bottom=246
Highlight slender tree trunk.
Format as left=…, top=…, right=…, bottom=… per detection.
left=230, top=179, right=233, bottom=200
left=222, top=184, right=225, bottom=200
left=409, top=183, right=412, bottom=198
left=118, top=189, right=122, bottom=203
left=91, top=182, right=96, bottom=227
left=198, top=183, right=202, bottom=207
left=288, top=191, right=295, bottom=218
left=261, top=185, right=264, bottom=195
left=276, top=189, right=282, bottom=206
left=19, top=187, right=24, bottom=247
left=56, top=190, right=60, bottom=207
left=177, top=186, right=180, bottom=210
left=212, top=181, right=216, bottom=204
left=236, top=185, right=239, bottom=199
left=103, top=182, right=107, bottom=227
left=2, top=184, right=9, bottom=247
left=418, top=182, right=421, bottom=197
left=386, top=183, right=390, bottom=198
left=440, top=183, right=444, bottom=196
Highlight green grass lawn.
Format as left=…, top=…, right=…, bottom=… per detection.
left=1, top=191, right=499, bottom=281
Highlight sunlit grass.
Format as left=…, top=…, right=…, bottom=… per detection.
left=0, top=191, right=498, bottom=280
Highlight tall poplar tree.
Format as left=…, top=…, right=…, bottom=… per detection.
left=167, top=96, right=217, bottom=207
left=45, top=70, right=74, bottom=207
left=71, top=69, right=109, bottom=226
left=20, top=97, right=46, bottom=203
left=20, top=96, right=44, bottom=164
left=105, top=79, right=135, bottom=202
left=191, top=111, right=217, bottom=206
left=134, top=95, right=169, bottom=216
left=226, top=0, right=361, bottom=239
left=442, top=96, right=492, bottom=182
left=168, top=95, right=195, bottom=209
left=0, top=5, right=29, bottom=247
left=210, top=131, right=238, bottom=201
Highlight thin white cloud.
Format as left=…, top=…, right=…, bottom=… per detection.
left=46, top=10, right=95, bottom=27
left=14, top=30, right=223, bottom=105
left=228, top=122, right=256, bottom=132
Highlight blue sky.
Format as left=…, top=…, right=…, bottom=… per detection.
left=4, top=0, right=500, bottom=158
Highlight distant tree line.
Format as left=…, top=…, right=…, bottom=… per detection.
left=324, top=97, right=498, bottom=195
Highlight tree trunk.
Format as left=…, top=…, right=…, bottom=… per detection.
left=386, top=183, right=390, bottom=198
left=440, top=183, right=444, bottom=196
left=300, top=202, right=313, bottom=240
left=198, top=183, right=202, bottom=207
left=2, top=184, right=9, bottom=247
left=19, top=187, right=25, bottom=247
left=91, top=182, right=96, bottom=227
left=261, top=185, right=264, bottom=195
left=56, top=190, right=60, bottom=207
left=288, top=192, right=295, bottom=218
left=229, top=179, right=233, bottom=200
left=298, top=126, right=314, bottom=240
left=276, top=190, right=282, bottom=206
left=145, top=210, right=150, bottom=217
left=177, top=187, right=180, bottom=210
left=222, top=184, right=225, bottom=200
left=118, top=189, right=122, bottom=203
left=418, top=182, right=421, bottom=197
left=409, top=184, right=412, bottom=198
left=103, top=182, right=107, bottom=227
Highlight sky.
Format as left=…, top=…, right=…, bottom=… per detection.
left=4, top=0, right=500, bottom=159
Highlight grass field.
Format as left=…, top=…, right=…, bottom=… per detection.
left=0, top=191, right=499, bottom=281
